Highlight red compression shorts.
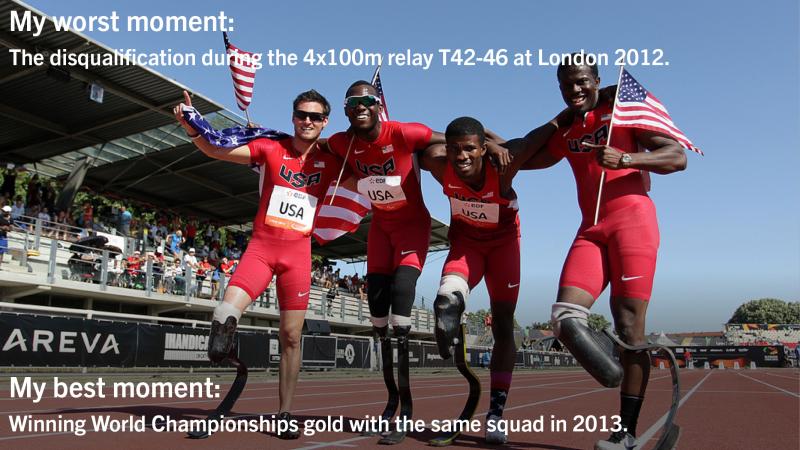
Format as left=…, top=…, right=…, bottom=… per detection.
left=227, top=236, right=311, bottom=310
left=443, top=235, right=520, bottom=303
left=559, top=199, right=659, bottom=301
left=367, top=214, right=431, bottom=274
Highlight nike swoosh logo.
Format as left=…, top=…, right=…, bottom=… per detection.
left=354, top=149, right=366, bottom=154
left=621, top=275, right=643, bottom=281
left=447, top=184, right=461, bottom=189
left=400, top=250, right=415, bottom=255
left=283, top=155, right=294, bottom=160
left=297, top=291, right=310, bottom=297
left=507, top=283, right=519, bottom=288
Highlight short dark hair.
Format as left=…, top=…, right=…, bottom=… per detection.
left=556, top=52, right=599, bottom=80
left=445, top=117, right=485, bottom=144
left=346, top=80, right=376, bottom=96
left=293, top=89, right=330, bottom=116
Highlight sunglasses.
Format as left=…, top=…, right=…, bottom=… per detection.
left=293, top=110, right=327, bottom=123
left=344, top=95, right=381, bottom=109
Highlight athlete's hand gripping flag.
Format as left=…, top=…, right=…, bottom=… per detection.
left=593, top=67, right=702, bottom=225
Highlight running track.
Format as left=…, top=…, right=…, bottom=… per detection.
left=0, top=368, right=797, bottom=449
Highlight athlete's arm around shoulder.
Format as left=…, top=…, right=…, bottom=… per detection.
left=418, top=144, right=447, bottom=184
left=510, top=122, right=566, bottom=171
left=173, top=91, right=253, bottom=165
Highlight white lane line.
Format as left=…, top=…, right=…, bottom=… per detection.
left=636, top=370, right=713, bottom=446
left=737, top=372, right=800, bottom=398
left=760, top=371, right=800, bottom=381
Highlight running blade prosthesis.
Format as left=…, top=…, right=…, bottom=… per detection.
left=429, top=324, right=481, bottom=446
left=362, top=335, right=399, bottom=437
left=603, top=328, right=682, bottom=450
left=187, top=349, right=248, bottom=439
left=377, top=332, right=412, bottom=445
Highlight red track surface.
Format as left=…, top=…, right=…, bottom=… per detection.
left=0, top=368, right=797, bottom=449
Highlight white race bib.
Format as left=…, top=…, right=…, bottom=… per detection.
left=357, top=176, right=407, bottom=211
left=265, top=186, right=318, bottom=234
left=450, top=198, right=499, bottom=228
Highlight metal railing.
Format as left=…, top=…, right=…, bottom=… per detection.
left=3, top=233, right=435, bottom=332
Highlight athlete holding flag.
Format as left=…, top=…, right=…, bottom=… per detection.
left=174, top=89, right=349, bottom=439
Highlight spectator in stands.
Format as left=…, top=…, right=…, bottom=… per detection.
left=197, top=256, right=211, bottom=297
left=37, top=207, right=52, bottom=237
left=184, top=219, right=197, bottom=249
left=1, top=166, right=16, bottom=199
left=184, top=247, right=198, bottom=268
left=54, top=210, right=70, bottom=240
left=219, top=256, right=235, bottom=278
left=81, top=201, right=94, bottom=230
left=326, top=284, right=339, bottom=316
left=11, top=196, right=24, bottom=221
left=124, top=250, right=143, bottom=288
left=26, top=174, right=41, bottom=209
left=358, top=281, right=367, bottom=302
left=0, top=205, right=11, bottom=270
left=166, top=229, right=184, bottom=258
left=119, top=206, right=132, bottom=237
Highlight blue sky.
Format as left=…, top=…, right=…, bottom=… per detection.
left=20, top=0, right=799, bottom=332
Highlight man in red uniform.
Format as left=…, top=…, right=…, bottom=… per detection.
left=520, top=61, right=687, bottom=449
left=174, top=89, right=346, bottom=439
left=326, top=81, right=445, bottom=442
left=424, top=116, right=562, bottom=444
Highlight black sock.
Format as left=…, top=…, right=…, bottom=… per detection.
left=487, top=389, right=508, bottom=419
left=619, top=394, right=644, bottom=437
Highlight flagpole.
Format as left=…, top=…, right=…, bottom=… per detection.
left=328, top=134, right=355, bottom=205
left=244, top=109, right=253, bottom=127
left=370, top=64, right=381, bottom=85
left=592, top=64, right=625, bottom=226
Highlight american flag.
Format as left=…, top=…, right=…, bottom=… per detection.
left=371, top=66, right=389, bottom=122
left=224, top=32, right=258, bottom=111
left=181, top=106, right=368, bottom=244
left=613, top=69, right=702, bottom=155
left=313, top=183, right=371, bottom=244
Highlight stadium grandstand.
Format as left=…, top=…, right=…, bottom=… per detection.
left=0, top=0, right=560, bottom=374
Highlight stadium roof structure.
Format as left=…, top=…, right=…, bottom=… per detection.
left=0, top=0, right=450, bottom=261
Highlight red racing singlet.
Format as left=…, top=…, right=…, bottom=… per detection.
left=247, top=137, right=344, bottom=241
left=442, top=161, right=520, bottom=241
left=328, top=121, right=432, bottom=222
left=546, top=101, right=650, bottom=222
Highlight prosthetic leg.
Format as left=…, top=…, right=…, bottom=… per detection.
left=378, top=325, right=412, bottom=445
left=598, top=329, right=681, bottom=450
left=362, top=326, right=399, bottom=437
left=187, top=317, right=249, bottom=439
left=430, top=275, right=479, bottom=446
left=429, top=324, right=481, bottom=446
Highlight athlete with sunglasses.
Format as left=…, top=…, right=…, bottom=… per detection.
left=174, top=89, right=349, bottom=439
left=327, top=81, right=509, bottom=444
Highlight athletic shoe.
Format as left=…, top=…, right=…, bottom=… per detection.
left=277, top=411, right=301, bottom=440
left=594, top=430, right=637, bottom=449
left=485, top=415, right=508, bottom=444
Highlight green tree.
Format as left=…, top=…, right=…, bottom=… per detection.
left=728, top=298, right=800, bottom=324
left=588, top=313, right=611, bottom=332
left=529, top=321, right=552, bottom=330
